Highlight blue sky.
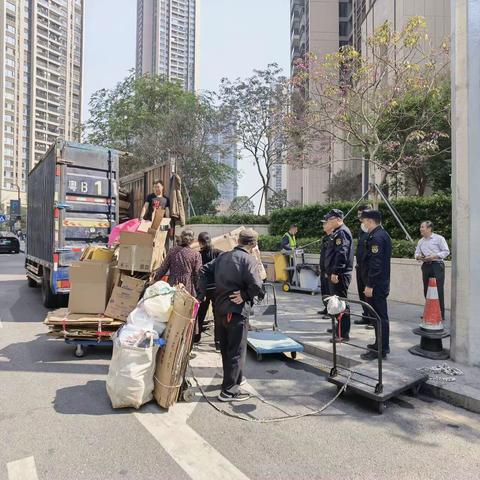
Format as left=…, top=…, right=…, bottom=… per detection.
left=83, top=0, right=290, bottom=204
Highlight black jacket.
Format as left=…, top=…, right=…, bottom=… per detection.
left=360, top=225, right=392, bottom=295
left=356, top=229, right=369, bottom=266
left=198, top=246, right=264, bottom=317
left=324, top=224, right=354, bottom=276
left=319, top=235, right=331, bottom=273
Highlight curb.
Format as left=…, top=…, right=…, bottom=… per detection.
left=296, top=338, right=480, bottom=414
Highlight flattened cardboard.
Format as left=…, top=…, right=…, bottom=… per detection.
left=104, top=274, right=146, bottom=321
left=68, top=261, right=114, bottom=314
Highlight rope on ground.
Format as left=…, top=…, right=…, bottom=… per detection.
left=188, top=365, right=352, bottom=423
left=417, top=363, right=464, bottom=383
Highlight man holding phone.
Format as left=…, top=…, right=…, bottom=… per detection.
left=415, top=221, right=450, bottom=320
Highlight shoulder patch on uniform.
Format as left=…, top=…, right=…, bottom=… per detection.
left=336, top=237, right=342, bottom=246
left=371, top=245, right=379, bottom=253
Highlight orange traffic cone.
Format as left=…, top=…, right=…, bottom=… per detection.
left=409, top=277, right=449, bottom=360
left=421, top=278, right=443, bottom=331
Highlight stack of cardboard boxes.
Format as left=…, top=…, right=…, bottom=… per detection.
left=44, top=212, right=171, bottom=340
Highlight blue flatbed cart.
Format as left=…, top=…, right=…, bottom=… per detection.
left=247, top=283, right=304, bottom=361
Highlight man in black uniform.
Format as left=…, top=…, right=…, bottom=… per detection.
left=354, top=204, right=373, bottom=326
left=322, top=209, right=354, bottom=341
left=359, top=210, right=392, bottom=360
left=318, top=221, right=333, bottom=316
left=198, top=229, right=264, bottom=402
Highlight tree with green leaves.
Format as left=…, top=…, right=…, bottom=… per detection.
left=217, top=64, right=290, bottom=215
left=289, top=17, right=450, bottom=194
left=85, top=73, right=234, bottom=215
left=376, top=81, right=451, bottom=196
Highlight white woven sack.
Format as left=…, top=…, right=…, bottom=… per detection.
left=106, top=341, right=159, bottom=409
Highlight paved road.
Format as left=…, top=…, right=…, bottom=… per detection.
left=1, top=253, right=480, bottom=480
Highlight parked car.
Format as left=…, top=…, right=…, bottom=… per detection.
left=0, top=232, right=20, bottom=254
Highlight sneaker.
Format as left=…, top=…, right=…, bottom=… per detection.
left=361, top=350, right=387, bottom=361
left=218, top=390, right=251, bottom=402
left=240, top=377, right=247, bottom=386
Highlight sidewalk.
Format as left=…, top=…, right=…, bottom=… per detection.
left=251, top=287, right=480, bottom=414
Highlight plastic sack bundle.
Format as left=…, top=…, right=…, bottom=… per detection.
left=127, top=304, right=167, bottom=336
left=108, top=219, right=141, bottom=246
left=142, top=281, right=175, bottom=319
left=326, top=295, right=346, bottom=315
left=106, top=326, right=160, bottom=409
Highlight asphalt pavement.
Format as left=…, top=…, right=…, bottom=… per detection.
left=1, top=252, right=480, bottom=480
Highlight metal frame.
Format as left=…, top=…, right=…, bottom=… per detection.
left=329, top=297, right=384, bottom=394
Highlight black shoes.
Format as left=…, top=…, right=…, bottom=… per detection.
left=361, top=350, right=387, bottom=360
left=318, top=308, right=328, bottom=315
left=367, top=343, right=390, bottom=354
left=354, top=319, right=370, bottom=325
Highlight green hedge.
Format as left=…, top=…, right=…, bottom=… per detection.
left=188, top=214, right=270, bottom=225
left=269, top=195, right=451, bottom=241
left=259, top=235, right=418, bottom=259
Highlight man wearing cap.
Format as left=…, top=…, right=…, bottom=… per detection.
left=359, top=210, right=392, bottom=360
left=198, top=229, right=264, bottom=402
left=322, top=209, right=354, bottom=340
left=354, top=204, right=373, bottom=326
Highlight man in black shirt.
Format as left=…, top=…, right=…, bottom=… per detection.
left=140, top=180, right=170, bottom=221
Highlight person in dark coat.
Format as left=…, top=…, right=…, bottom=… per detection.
left=198, top=229, right=264, bottom=402
left=359, top=210, right=392, bottom=360
left=153, top=229, right=202, bottom=296
left=193, top=232, right=222, bottom=345
left=322, top=209, right=354, bottom=341
left=318, top=222, right=333, bottom=316
left=354, top=204, right=373, bottom=326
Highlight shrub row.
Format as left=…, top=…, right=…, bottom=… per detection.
left=188, top=213, right=270, bottom=225
left=258, top=235, right=419, bottom=259
left=269, top=195, right=452, bottom=241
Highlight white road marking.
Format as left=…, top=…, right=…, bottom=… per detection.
left=7, top=456, right=39, bottom=480
left=134, top=352, right=250, bottom=480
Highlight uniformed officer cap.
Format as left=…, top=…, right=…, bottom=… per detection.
left=360, top=209, right=382, bottom=222
left=321, top=208, right=344, bottom=222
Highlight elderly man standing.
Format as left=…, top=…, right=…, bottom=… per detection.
left=322, top=209, right=354, bottom=341
left=198, top=229, right=264, bottom=402
left=415, top=221, right=450, bottom=320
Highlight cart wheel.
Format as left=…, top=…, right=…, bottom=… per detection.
left=257, top=353, right=263, bottom=361
left=182, top=389, right=195, bottom=403
left=74, top=345, right=85, bottom=358
left=291, top=351, right=297, bottom=359
left=376, top=401, right=386, bottom=414
left=282, top=282, right=290, bottom=292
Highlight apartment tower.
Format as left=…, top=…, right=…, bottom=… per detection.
left=0, top=0, right=83, bottom=210
left=136, top=0, right=199, bottom=91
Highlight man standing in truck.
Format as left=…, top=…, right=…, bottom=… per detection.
left=140, top=180, right=170, bottom=221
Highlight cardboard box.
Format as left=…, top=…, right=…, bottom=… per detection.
left=118, top=218, right=170, bottom=273
left=191, top=226, right=245, bottom=252
left=104, top=274, right=146, bottom=322
left=68, top=261, right=114, bottom=314
left=80, top=246, right=114, bottom=263
left=137, top=209, right=166, bottom=233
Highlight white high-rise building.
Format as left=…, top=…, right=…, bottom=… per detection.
left=0, top=0, right=83, bottom=210
left=136, top=0, right=199, bottom=91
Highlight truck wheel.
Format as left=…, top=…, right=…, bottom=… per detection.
left=27, top=276, right=37, bottom=288
left=42, top=270, right=57, bottom=309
